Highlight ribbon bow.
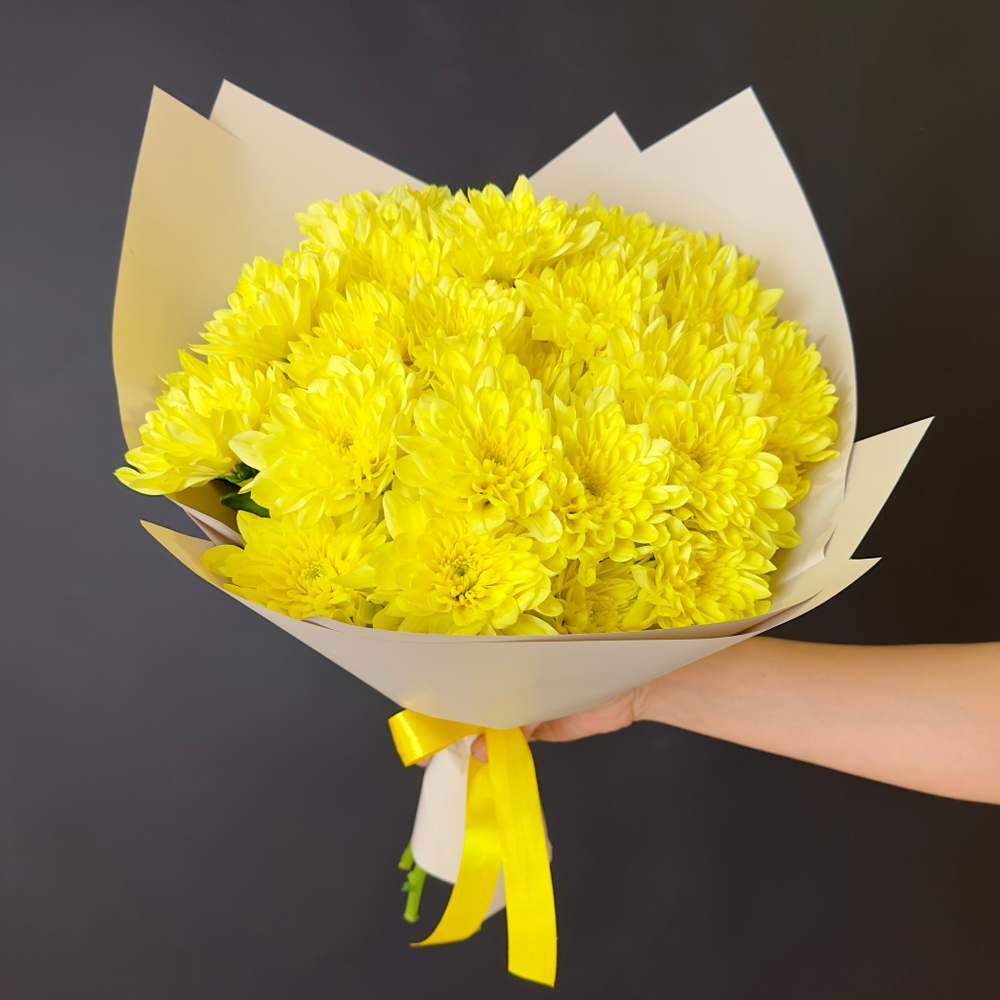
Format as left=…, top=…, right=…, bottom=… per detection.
left=388, top=709, right=557, bottom=986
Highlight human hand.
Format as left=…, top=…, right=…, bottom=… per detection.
left=469, top=686, right=645, bottom=763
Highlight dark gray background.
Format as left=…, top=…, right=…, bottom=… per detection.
left=2, top=1, right=999, bottom=997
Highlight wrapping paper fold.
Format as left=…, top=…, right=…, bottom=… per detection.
left=114, top=80, right=930, bottom=969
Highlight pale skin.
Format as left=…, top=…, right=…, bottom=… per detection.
left=466, top=638, right=1000, bottom=805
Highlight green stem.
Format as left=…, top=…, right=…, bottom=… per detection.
left=398, top=840, right=426, bottom=923
left=402, top=866, right=426, bottom=924
left=399, top=842, right=414, bottom=871
left=219, top=491, right=270, bottom=518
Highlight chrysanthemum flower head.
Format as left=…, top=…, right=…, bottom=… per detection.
left=608, top=313, right=730, bottom=423
left=297, top=185, right=455, bottom=291
left=198, top=251, right=341, bottom=364
left=394, top=336, right=558, bottom=541
left=726, top=317, right=839, bottom=465
left=658, top=232, right=783, bottom=335
left=201, top=511, right=387, bottom=622
left=407, top=276, right=528, bottom=359
left=644, top=366, right=790, bottom=533
left=569, top=194, right=686, bottom=271
left=518, top=255, right=659, bottom=362
left=115, top=353, right=287, bottom=494
left=547, top=384, right=689, bottom=584
left=556, top=558, right=639, bottom=634
left=365, top=495, right=555, bottom=635
left=283, top=280, right=409, bottom=387
left=623, top=516, right=774, bottom=630
left=231, top=352, right=412, bottom=526
left=438, top=176, right=600, bottom=283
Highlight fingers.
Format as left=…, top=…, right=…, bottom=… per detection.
left=442, top=701, right=634, bottom=769
left=471, top=724, right=538, bottom=763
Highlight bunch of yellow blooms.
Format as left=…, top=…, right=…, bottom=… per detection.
left=116, top=178, right=838, bottom=636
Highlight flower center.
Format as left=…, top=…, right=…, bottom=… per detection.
left=303, top=560, right=329, bottom=582
left=587, top=595, right=616, bottom=624
left=682, top=442, right=715, bottom=469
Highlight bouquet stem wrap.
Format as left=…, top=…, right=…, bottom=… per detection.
left=389, top=711, right=557, bottom=986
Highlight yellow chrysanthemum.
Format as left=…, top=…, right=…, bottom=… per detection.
left=518, top=255, right=659, bottom=362
left=555, top=559, right=639, bottom=634
left=201, top=511, right=387, bottom=622
left=437, top=176, right=600, bottom=283
left=297, top=185, right=455, bottom=291
left=395, top=336, right=559, bottom=540
left=115, top=353, right=286, bottom=494
left=547, top=384, right=689, bottom=583
left=623, top=516, right=774, bottom=630
left=644, top=367, right=790, bottom=533
left=608, top=315, right=730, bottom=423
left=297, top=184, right=452, bottom=257
left=119, top=178, right=842, bottom=636
left=405, top=276, right=529, bottom=368
left=197, top=251, right=341, bottom=364
left=363, top=495, right=555, bottom=635
left=727, top=317, right=839, bottom=465
left=568, top=194, right=685, bottom=271
left=283, top=280, right=410, bottom=387
left=231, top=353, right=412, bottom=526
left=658, top=232, right=784, bottom=333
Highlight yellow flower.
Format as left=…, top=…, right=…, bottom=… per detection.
left=115, top=353, right=286, bottom=494
left=623, top=516, right=774, bottom=629
left=394, top=336, right=559, bottom=541
left=296, top=189, right=380, bottom=255
left=772, top=448, right=810, bottom=508
left=607, top=314, right=730, bottom=423
left=644, top=367, right=790, bottom=533
left=197, top=251, right=342, bottom=364
left=297, top=185, right=455, bottom=291
left=657, top=232, right=783, bottom=333
left=405, top=276, right=529, bottom=366
left=727, top=317, right=839, bottom=466
left=364, top=495, right=554, bottom=634
left=231, top=353, right=412, bottom=526
left=518, top=255, right=659, bottom=362
left=297, top=185, right=452, bottom=256
left=438, top=176, right=600, bottom=283
left=119, top=180, right=842, bottom=638
left=201, top=511, right=387, bottom=622
left=556, top=559, right=639, bottom=633
left=284, top=280, right=409, bottom=387
left=569, top=194, right=685, bottom=270
left=547, top=385, right=689, bottom=583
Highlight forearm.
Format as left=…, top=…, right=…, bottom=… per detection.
left=639, top=638, right=1000, bottom=804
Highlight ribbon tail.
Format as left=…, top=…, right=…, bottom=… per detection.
left=486, top=727, right=557, bottom=986
left=412, top=755, right=501, bottom=946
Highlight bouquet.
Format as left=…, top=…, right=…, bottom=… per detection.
left=113, top=82, right=929, bottom=985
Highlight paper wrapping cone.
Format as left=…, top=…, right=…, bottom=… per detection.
left=114, top=82, right=930, bottom=908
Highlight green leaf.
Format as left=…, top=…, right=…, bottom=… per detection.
left=220, top=462, right=258, bottom=485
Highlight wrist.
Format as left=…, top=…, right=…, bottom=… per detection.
left=632, top=666, right=705, bottom=730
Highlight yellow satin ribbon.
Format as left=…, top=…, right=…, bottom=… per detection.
left=388, top=709, right=557, bottom=987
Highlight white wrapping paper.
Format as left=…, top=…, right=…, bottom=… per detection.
left=114, top=81, right=929, bottom=906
